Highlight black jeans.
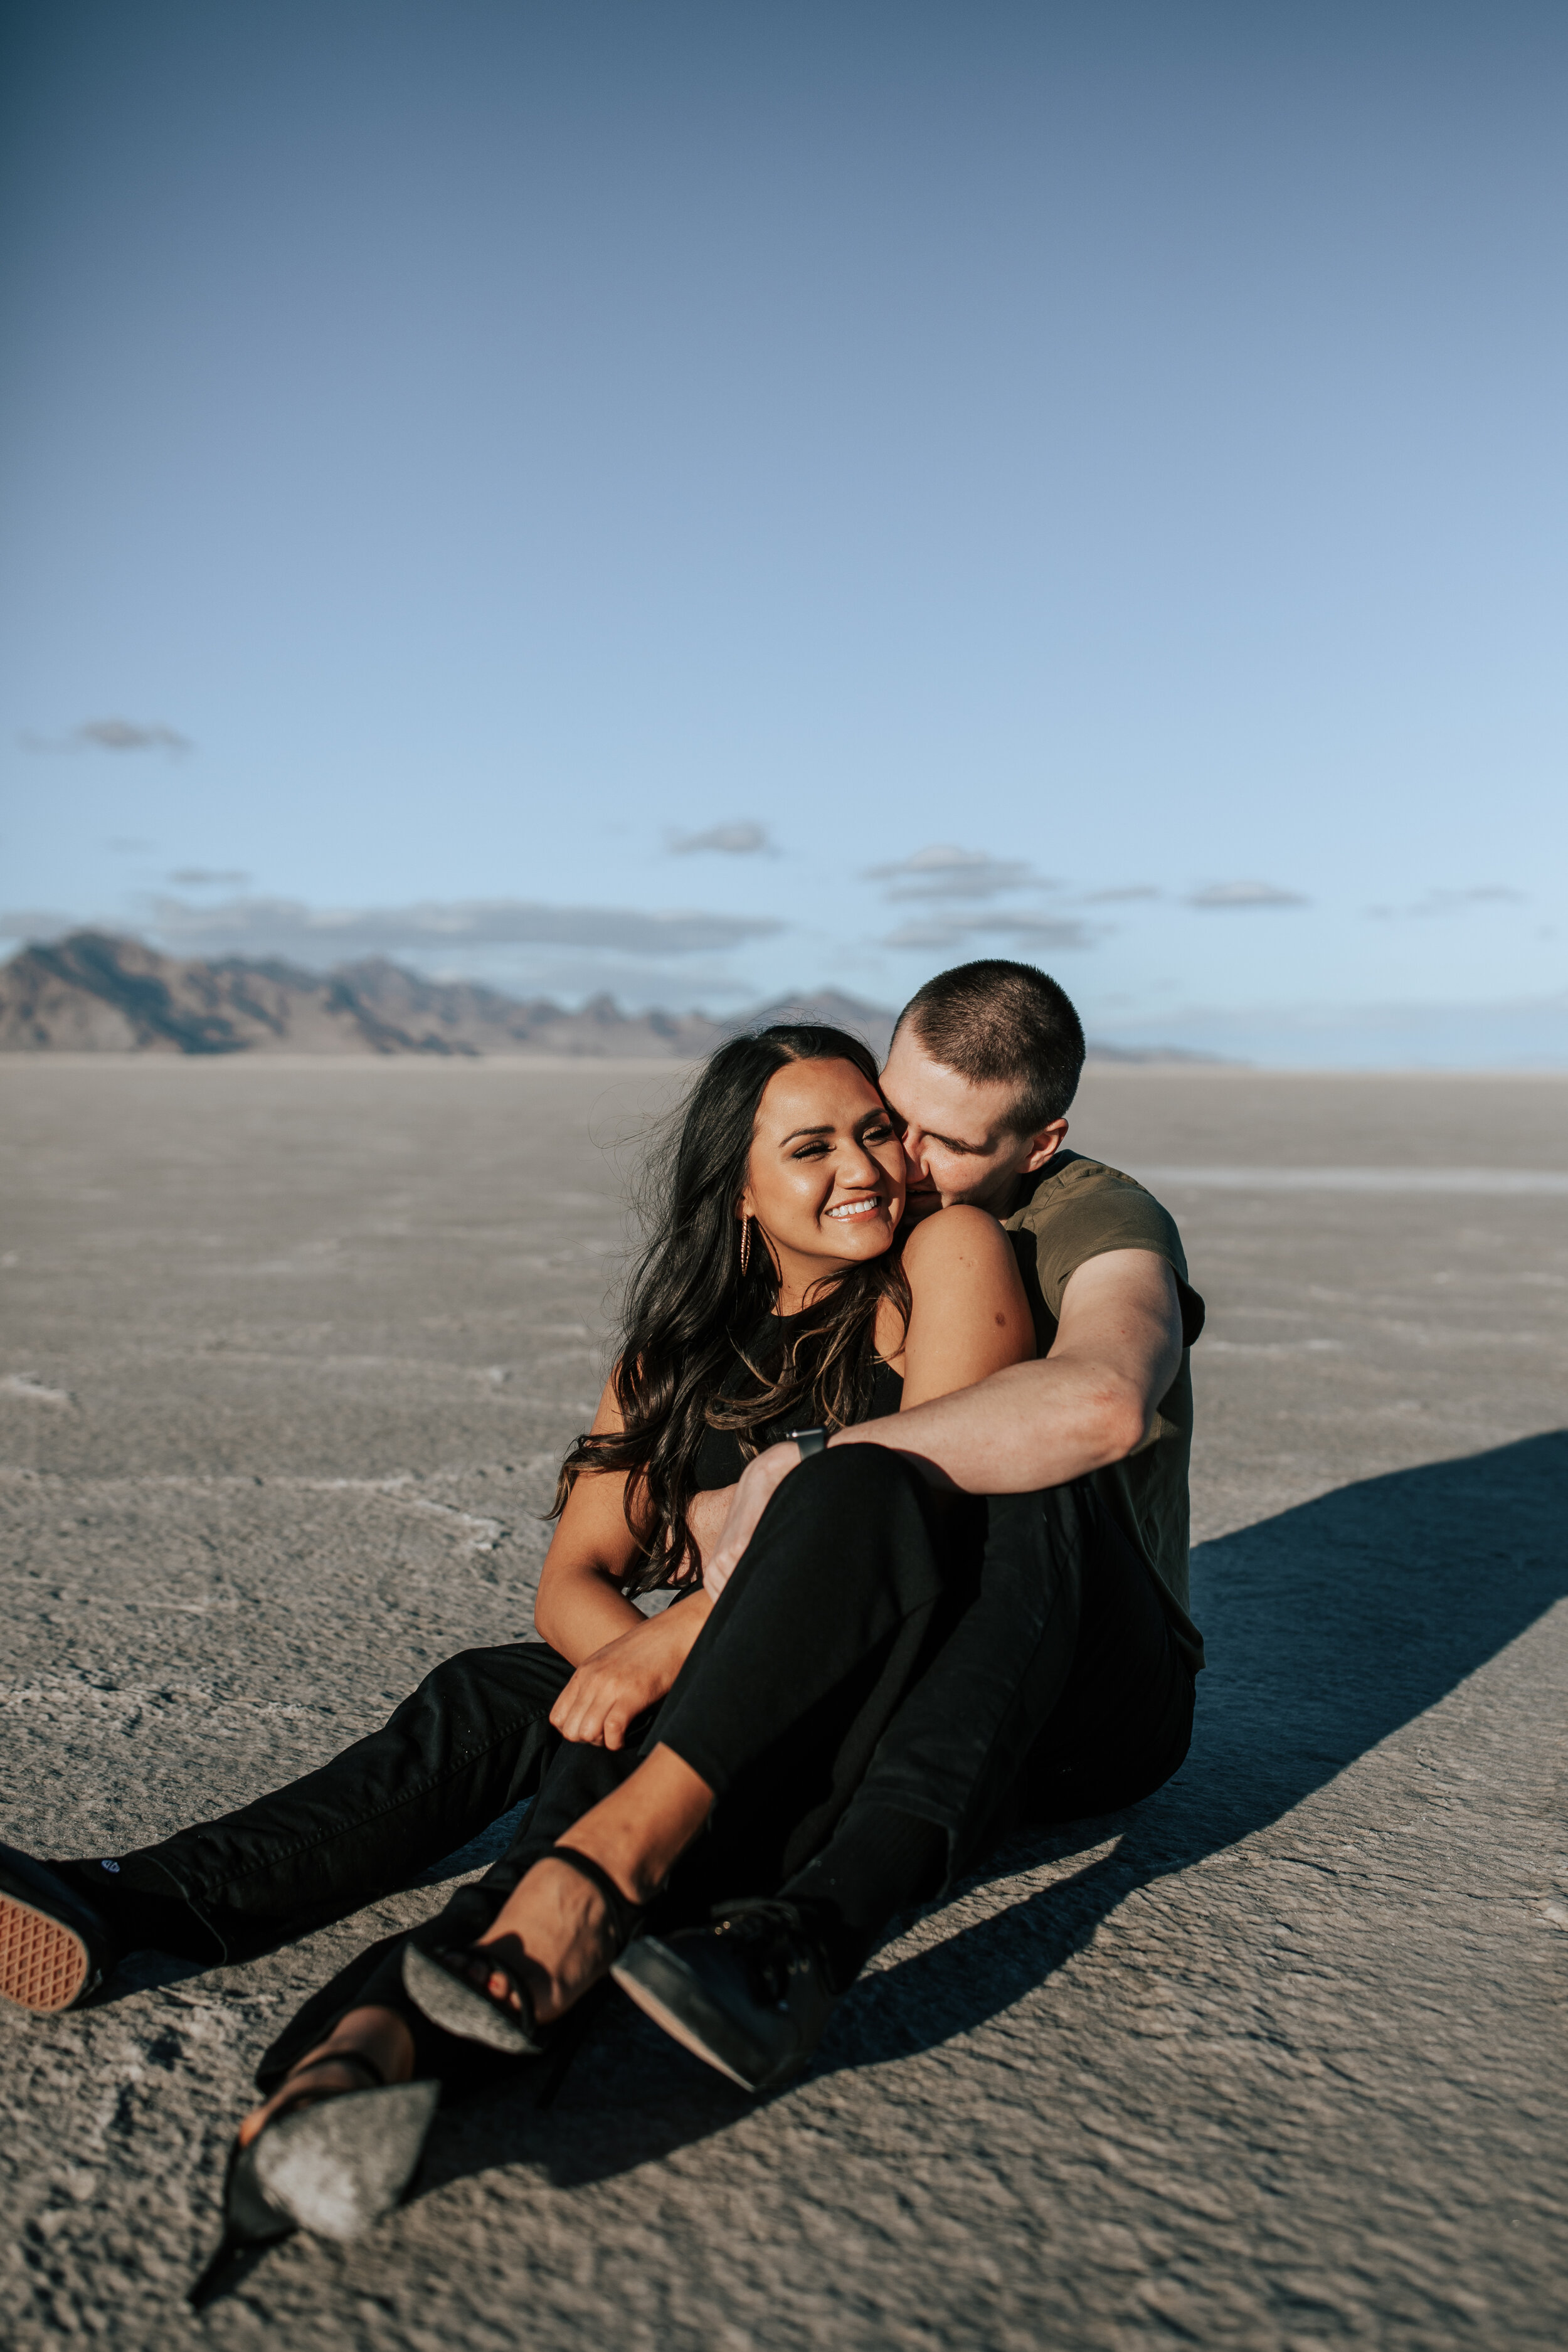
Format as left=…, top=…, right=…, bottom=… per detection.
left=250, top=1448, right=1192, bottom=2083
left=91, top=1448, right=1192, bottom=2077
left=488, top=1444, right=1192, bottom=1908
left=96, top=1643, right=575, bottom=1963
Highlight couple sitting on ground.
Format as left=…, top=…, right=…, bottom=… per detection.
left=0, top=956, right=1205, bottom=2295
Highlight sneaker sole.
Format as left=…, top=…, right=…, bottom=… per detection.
left=0, top=1891, right=91, bottom=2014
left=612, top=1942, right=776, bottom=2092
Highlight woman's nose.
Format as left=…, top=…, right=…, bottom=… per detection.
left=838, top=1138, right=881, bottom=1185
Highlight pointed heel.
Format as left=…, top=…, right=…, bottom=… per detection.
left=187, top=2132, right=299, bottom=2309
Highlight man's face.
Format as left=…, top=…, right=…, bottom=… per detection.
left=879, top=1025, right=1068, bottom=1221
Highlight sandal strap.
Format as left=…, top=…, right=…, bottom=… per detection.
left=453, top=1939, right=532, bottom=2010
left=273, top=2048, right=386, bottom=2114
left=548, top=1845, right=643, bottom=1952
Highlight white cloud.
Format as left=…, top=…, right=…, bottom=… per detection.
left=881, top=918, right=972, bottom=951
left=994, top=912, right=1097, bottom=946
left=668, top=821, right=773, bottom=856
left=1185, top=881, right=1309, bottom=909
left=142, top=894, right=783, bottom=961
left=1084, top=884, right=1161, bottom=903
left=883, top=910, right=1096, bottom=953
left=863, top=844, right=1048, bottom=902
left=21, top=719, right=193, bottom=756
left=168, top=868, right=250, bottom=887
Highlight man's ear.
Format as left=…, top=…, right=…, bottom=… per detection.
left=1019, top=1118, right=1069, bottom=1175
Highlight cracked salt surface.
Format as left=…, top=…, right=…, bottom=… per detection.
left=1, top=1061, right=1565, bottom=2351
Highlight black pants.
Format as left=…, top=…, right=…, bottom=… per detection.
left=464, top=1444, right=1192, bottom=1914
left=90, top=1643, right=576, bottom=1964
left=91, top=1449, right=1192, bottom=2075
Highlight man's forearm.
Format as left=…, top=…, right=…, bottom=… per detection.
left=829, top=1352, right=1152, bottom=1495
left=704, top=1253, right=1184, bottom=1595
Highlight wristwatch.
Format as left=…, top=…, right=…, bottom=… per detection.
left=783, top=1427, right=829, bottom=1459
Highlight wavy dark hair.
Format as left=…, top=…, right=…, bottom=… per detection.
left=552, top=1024, right=910, bottom=1594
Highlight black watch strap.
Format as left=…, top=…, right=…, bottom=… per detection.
left=785, top=1427, right=829, bottom=1459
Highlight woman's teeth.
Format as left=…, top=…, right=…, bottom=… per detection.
left=825, top=1197, right=883, bottom=1222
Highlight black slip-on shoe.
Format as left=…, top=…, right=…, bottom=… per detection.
left=612, top=1897, right=836, bottom=2092
left=0, top=1843, right=120, bottom=2015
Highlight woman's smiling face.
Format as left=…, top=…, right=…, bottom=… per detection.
left=740, top=1056, right=906, bottom=1308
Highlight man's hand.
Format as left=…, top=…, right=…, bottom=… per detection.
left=548, top=1599, right=711, bottom=1748
left=683, top=1483, right=738, bottom=1571
left=702, top=1442, right=801, bottom=1599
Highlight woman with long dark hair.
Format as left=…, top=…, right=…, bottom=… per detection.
left=191, top=1023, right=1034, bottom=2271
left=10, top=1023, right=1032, bottom=2293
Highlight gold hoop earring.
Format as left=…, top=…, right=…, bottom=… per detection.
left=739, top=1214, right=751, bottom=1277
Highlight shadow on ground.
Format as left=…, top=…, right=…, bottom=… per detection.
left=412, top=1429, right=1568, bottom=2198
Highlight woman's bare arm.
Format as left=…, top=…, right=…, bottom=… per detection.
left=694, top=1210, right=1036, bottom=1604
left=541, top=1216, right=1032, bottom=1717
left=888, top=1204, right=1035, bottom=1407
left=532, top=1372, right=715, bottom=1747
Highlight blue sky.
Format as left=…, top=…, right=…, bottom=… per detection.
left=1, top=0, right=1564, bottom=1064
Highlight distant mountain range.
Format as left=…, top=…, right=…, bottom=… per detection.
left=0, top=931, right=1218, bottom=1062
left=0, top=931, right=898, bottom=1058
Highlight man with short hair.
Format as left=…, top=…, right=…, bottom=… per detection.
left=613, top=959, right=1204, bottom=2085
left=2, top=960, right=1200, bottom=2090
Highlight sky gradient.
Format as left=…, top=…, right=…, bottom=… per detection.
left=2, top=1, right=1565, bottom=1064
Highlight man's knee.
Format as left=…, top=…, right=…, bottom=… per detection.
left=735, top=1443, right=948, bottom=1618
left=398, top=1641, right=571, bottom=1732
left=772, top=1441, right=926, bottom=1525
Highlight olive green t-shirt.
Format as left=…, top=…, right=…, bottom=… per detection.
left=1002, top=1152, right=1206, bottom=1673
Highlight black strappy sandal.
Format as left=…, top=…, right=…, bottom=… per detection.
left=400, top=1846, right=643, bottom=2056
left=188, top=2053, right=440, bottom=2308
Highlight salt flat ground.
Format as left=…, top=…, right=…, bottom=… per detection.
left=0, top=1058, right=1564, bottom=2351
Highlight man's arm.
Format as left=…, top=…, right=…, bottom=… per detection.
left=703, top=1249, right=1184, bottom=1597
left=839, top=1246, right=1182, bottom=1490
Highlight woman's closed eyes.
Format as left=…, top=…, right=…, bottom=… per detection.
left=790, top=1118, right=895, bottom=1162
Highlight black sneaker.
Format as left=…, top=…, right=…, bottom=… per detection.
left=0, top=1843, right=120, bottom=2014
left=612, top=1897, right=836, bottom=2091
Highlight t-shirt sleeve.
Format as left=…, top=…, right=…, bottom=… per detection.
left=1022, top=1181, right=1205, bottom=1347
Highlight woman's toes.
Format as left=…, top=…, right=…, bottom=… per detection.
left=470, top=1960, right=522, bottom=2015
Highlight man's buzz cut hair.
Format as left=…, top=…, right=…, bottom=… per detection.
left=894, top=959, right=1087, bottom=1135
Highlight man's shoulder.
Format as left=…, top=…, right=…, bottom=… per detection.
left=1002, top=1151, right=1197, bottom=1326
left=1003, top=1150, right=1167, bottom=1231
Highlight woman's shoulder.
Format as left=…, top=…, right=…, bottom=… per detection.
left=899, top=1202, right=1010, bottom=1275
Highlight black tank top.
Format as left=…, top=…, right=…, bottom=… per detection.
left=691, top=1314, right=904, bottom=1492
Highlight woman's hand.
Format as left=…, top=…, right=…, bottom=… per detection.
left=548, top=1599, right=711, bottom=1748
left=701, top=1442, right=802, bottom=1599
